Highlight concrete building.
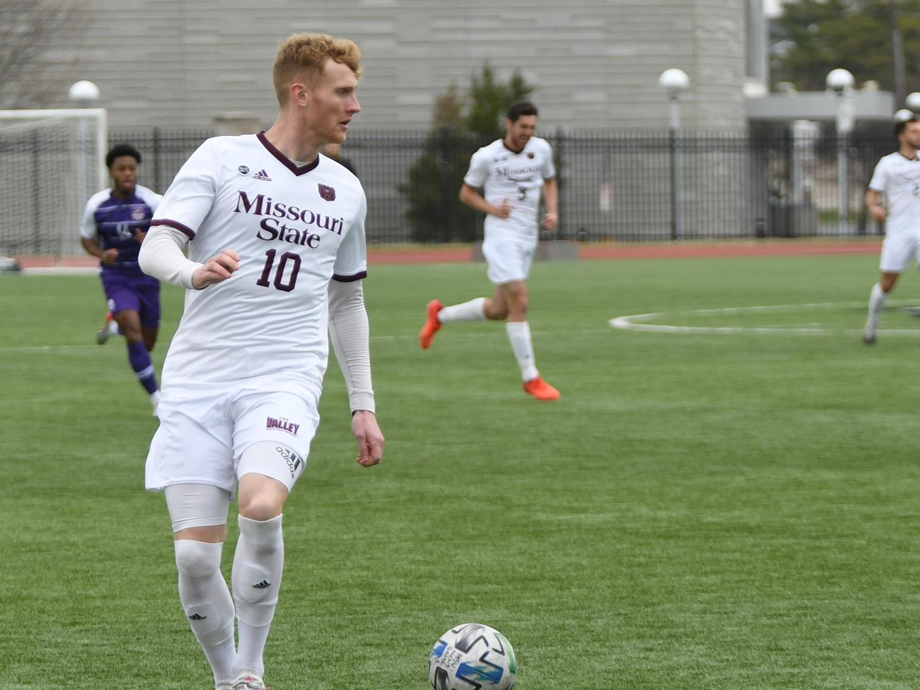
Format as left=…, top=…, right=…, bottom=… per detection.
left=50, top=0, right=753, bottom=131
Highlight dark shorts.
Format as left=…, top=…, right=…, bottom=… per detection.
left=100, top=271, right=161, bottom=328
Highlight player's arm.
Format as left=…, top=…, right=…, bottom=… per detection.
left=80, top=236, right=118, bottom=265
left=459, top=184, right=511, bottom=218
left=79, top=198, right=118, bottom=264
left=541, top=177, right=559, bottom=231
left=865, top=189, right=886, bottom=222
left=139, top=226, right=239, bottom=289
left=328, top=279, right=384, bottom=467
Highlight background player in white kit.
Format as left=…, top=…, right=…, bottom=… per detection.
left=138, top=34, right=384, bottom=690
left=863, top=115, right=920, bottom=344
left=419, top=101, right=561, bottom=400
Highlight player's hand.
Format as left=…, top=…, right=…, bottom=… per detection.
left=101, top=248, right=119, bottom=265
left=870, top=205, right=887, bottom=223
left=192, top=249, right=240, bottom=289
left=493, top=199, right=513, bottom=219
left=541, top=212, right=558, bottom=231
left=134, top=230, right=147, bottom=243
left=352, top=410, right=384, bottom=467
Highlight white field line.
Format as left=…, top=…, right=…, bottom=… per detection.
left=609, top=299, right=920, bottom=337
left=0, top=329, right=610, bottom=354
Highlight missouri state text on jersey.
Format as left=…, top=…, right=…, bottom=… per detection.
left=234, top=191, right=345, bottom=249
left=148, top=133, right=367, bottom=391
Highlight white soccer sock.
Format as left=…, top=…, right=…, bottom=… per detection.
left=867, top=283, right=889, bottom=331
left=174, top=540, right=236, bottom=685
left=506, top=321, right=539, bottom=382
left=231, top=514, right=284, bottom=678
left=438, top=297, right=486, bottom=323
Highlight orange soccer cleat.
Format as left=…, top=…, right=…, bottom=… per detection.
left=419, top=300, right=444, bottom=349
left=523, top=376, right=561, bottom=401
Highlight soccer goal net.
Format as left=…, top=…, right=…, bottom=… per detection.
left=0, top=109, right=107, bottom=259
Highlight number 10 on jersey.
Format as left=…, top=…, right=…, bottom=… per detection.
left=256, top=249, right=301, bottom=292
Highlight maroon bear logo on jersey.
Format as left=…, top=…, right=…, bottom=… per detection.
left=318, top=184, right=336, bottom=201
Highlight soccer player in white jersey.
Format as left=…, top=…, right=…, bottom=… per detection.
left=138, top=34, right=384, bottom=690
left=419, top=101, right=561, bottom=400
left=863, top=115, right=920, bottom=344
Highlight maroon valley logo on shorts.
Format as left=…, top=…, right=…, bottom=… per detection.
left=318, top=183, right=336, bottom=201
left=266, top=416, right=299, bottom=436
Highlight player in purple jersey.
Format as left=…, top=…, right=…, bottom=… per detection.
left=80, top=143, right=163, bottom=415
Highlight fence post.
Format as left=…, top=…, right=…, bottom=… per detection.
left=153, top=127, right=161, bottom=193
left=32, top=129, right=41, bottom=254
left=668, top=104, right=683, bottom=240
left=438, top=126, right=451, bottom=242
left=554, top=126, right=565, bottom=239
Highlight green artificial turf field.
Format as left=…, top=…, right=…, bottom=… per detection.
left=2, top=254, right=920, bottom=689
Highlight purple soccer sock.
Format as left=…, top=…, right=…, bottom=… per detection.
left=126, top=341, right=158, bottom=394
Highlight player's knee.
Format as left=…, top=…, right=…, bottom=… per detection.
left=484, top=301, right=508, bottom=320
left=174, top=539, right=222, bottom=579
left=238, top=494, right=283, bottom=522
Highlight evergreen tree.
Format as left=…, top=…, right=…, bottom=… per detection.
left=771, top=0, right=920, bottom=95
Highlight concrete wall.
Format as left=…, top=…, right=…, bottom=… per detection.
left=48, top=0, right=749, bottom=131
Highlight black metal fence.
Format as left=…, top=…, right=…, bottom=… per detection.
left=0, top=124, right=899, bottom=257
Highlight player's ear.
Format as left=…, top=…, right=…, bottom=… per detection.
left=290, top=82, right=309, bottom=107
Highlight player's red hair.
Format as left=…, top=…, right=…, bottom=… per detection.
left=273, top=33, right=363, bottom=106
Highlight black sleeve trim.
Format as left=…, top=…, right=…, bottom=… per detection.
left=332, top=270, right=368, bottom=283
left=151, top=219, right=196, bottom=239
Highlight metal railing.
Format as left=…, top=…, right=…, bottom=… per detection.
left=1, top=124, right=898, bottom=257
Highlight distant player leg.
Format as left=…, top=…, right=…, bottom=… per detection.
left=114, top=309, right=160, bottom=408
left=165, top=484, right=236, bottom=690
left=500, top=281, right=538, bottom=380
left=485, top=241, right=559, bottom=400
left=96, top=309, right=120, bottom=345
left=866, top=235, right=912, bottom=344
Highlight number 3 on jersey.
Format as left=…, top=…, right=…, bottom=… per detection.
left=256, top=249, right=301, bottom=292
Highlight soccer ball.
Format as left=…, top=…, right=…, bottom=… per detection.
left=428, top=623, right=517, bottom=690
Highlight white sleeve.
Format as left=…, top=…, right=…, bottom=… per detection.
left=463, top=148, right=489, bottom=188
left=79, top=196, right=99, bottom=240
left=328, top=279, right=375, bottom=413
left=868, top=158, right=888, bottom=193
left=150, top=138, right=220, bottom=239
left=136, top=185, right=164, bottom=214
left=138, top=225, right=203, bottom=289
left=332, top=193, right=368, bottom=281
left=541, top=141, right=556, bottom=180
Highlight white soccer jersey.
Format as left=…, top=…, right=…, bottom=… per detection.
left=869, top=152, right=920, bottom=236
left=463, top=136, right=555, bottom=244
left=150, top=133, right=367, bottom=394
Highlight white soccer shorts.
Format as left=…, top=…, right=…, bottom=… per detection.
left=482, top=239, right=536, bottom=284
left=146, top=387, right=320, bottom=494
left=879, top=232, right=920, bottom=273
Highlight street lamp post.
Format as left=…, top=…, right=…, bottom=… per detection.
left=67, top=80, right=104, bottom=209
left=658, top=69, right=690, bottom=240
left=826, top=69, right=854, bottom=236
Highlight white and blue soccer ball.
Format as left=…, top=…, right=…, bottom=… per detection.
left=428, top=623, right=517, bottom=690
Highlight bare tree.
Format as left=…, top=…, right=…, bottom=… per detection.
left=0, top=0, right=84, bottom=109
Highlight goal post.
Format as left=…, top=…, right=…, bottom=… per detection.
left=0, top=108, right=108, bottom=260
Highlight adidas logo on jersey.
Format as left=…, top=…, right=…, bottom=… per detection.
left=252, top=169, right=272, bottom=181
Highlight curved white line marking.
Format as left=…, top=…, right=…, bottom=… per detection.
left=610, top=300, right=920, bottom=337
